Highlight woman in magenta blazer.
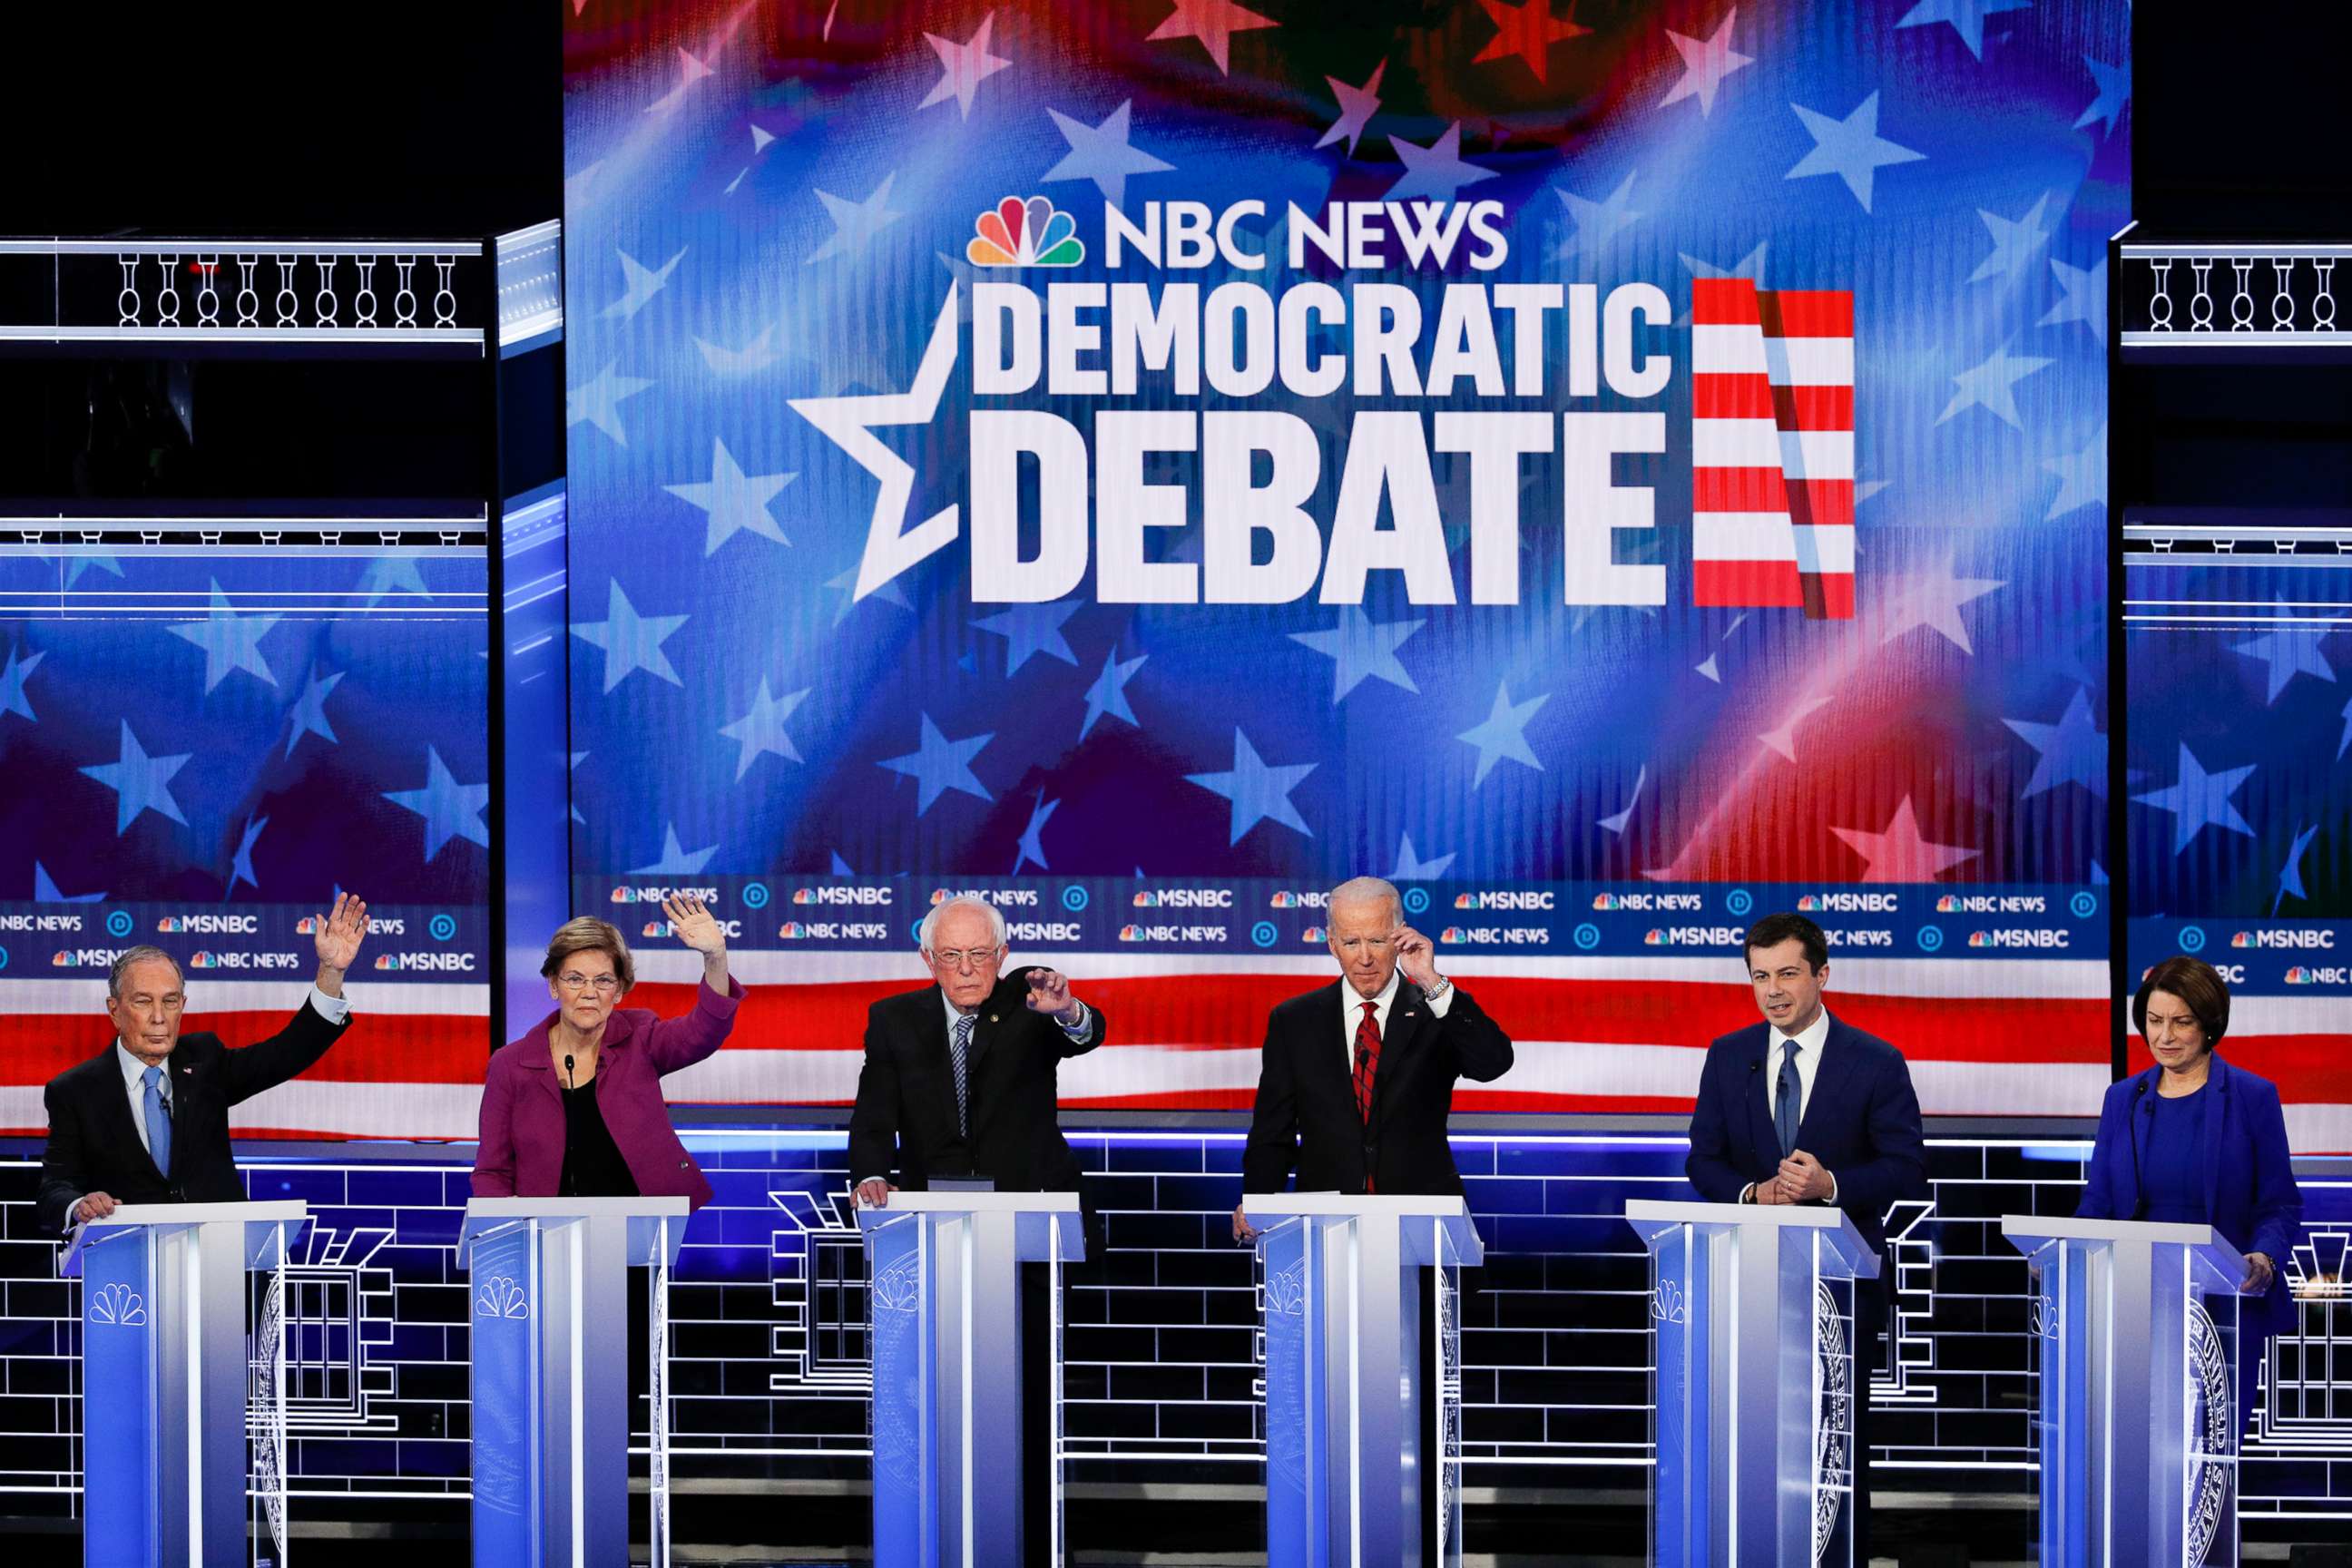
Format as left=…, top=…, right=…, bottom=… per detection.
left=473, top=895, right=744, bottom=1211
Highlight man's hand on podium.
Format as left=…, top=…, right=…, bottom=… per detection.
left=72, top=1192, right=120, bottom=1224
left=2243, top=1252, right=2275, bottom=1295
left=1231, top=1203, right=1258, bottom=1244
left=1776, top=1150, right=1835, bottom=1204
left=1748, top=1180, right=1787, bottom=1205
left=855, top=1178, right=897, bottom=1209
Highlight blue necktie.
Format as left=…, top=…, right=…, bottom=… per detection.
left=142, top=1064, right=172, bottom=1176
left=950, top=1014, right=973, bottom=1138
left=1774, top=1040, right=1801, bottom=1160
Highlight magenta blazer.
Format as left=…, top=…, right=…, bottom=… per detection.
left=471, top=976, right=745, bottom=1211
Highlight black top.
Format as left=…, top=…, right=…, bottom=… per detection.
left=558, top=1079, right=638, bottom=1199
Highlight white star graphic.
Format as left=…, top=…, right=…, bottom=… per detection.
left=1389, top=832, right=1455, bottom=880
left=879, top=714, right=995, bottom=814
left=631, top=823, right=719, bottom=875
left=2040, top=257, right=2106, bottom=337
left=1896, top=0, right=2030, bottom=62
left=601, top=246, right=686, bottom=321
left=2076, top=55, right=2129, bottom=136
left=694, top=324, right=779, bottom=375
left=1043, top=101, right=1175, bottom=207
left=1937, top=341, right=2053, bottom=430
left=1877, top=551, right=2004, bottom=655
left=1186, top=729, right=1316, bottom=845
left=663, top=438, right=795, bottom=555
left=571, top=580, right=690, bottom=692
left=2133, top=745, right=2257, bottom=854
left=1315, top=60, right=1386, bottom=155
left=1831, top=797, right=1977, bottom=882
left=1387, top=122, right=1497, bottom=203
left=1787, top=93, right=1925, bottom=212
left=646, top=44, right=715, bottom=116
left=807, top=173, right=906, bottom=265
left=1968, top=192, right=2051, bottom=285
left=1146, top=0, right=1278, bottom=75
left=1456, top=680, right=1548, bottom=786
left=567, top=361, right=655, bottom=446
left=1081, top=650, right=1148, bottom=740
left=167, top=579, right=279, bottom=692
left=80, top=721, right=191, bottom=836
left=1554, top=172, right=1644, bottom=260
left=918, top=12, right=1012, bottom=119
left=1289, top=607, right=1424, bottom=703
left=382, top=746, right=491, bottom=862
left=789, top=283, right=963, bottom=602
left=1661, top=9, right=1753, bottom=116
left=2042, top=424, right=2104, bottom=520
left=718, top=678, right=809, bottom=779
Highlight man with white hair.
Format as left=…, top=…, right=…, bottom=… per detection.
left=1234, top=875, right=1514, bottom=1240
left=848, top=893, right=1104, bottom=1207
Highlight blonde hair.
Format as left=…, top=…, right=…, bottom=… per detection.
left=540, top=916, right=635, bottom=994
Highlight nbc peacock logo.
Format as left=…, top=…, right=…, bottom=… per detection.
left=967, top=195, right=1084, bottom=268
left=1936, top=895, right=1960, bottom=913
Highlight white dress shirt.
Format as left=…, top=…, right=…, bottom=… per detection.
left=1338, top=968, right=1455, bottom=1075
left=1743, top=1006, right=1838, bottom=1203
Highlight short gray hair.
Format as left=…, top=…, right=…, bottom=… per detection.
left=108, top=946, right=182, bottom=1000
left=1325, top=876, right=1402, bottom=922
left=918, top=893, right=1008, bottom=953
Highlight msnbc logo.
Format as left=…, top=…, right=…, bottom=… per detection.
left=1302, top=926, right=1326, bottom=943
left=792, top=889, right=818, bottom=905
left=968, top=195, right=1084, bottom=267
left=1967, top=931, right=1993, bottom=948
left=1643, top=928, right=1667, bottom=946
left=641, top=922, right=666, bottom=939
left=1797, top=895, right=1821, bottom=911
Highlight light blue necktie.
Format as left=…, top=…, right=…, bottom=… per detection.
left=142, top=1064, right=172, bottom=1176
left=950, top=1014, right=973, bottom=1138
left=1774, top=1039, right=1801, bottom=1160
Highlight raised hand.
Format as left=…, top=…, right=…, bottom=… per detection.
left=1392, top=924, right=1442, bottom=990
left=662, top=892, right=726, bottom=955
left=1024, top=966, right=1079, bottom=1021
left=313, top=892, right=370, bottom=986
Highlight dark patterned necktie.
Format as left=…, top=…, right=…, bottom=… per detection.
left=1775, top=1038, right=1801, bottom=1159
left=1352, top=1002, right=1382, bottom=1124
left=951, top=1014, right=974, bottom=1138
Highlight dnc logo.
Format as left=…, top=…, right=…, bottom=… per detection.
left=968, top=195, right=1084, bottom=268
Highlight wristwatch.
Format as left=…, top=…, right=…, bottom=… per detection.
left=1422, top=976, right=1453, bottom=1003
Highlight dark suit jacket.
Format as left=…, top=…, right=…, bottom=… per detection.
left=35, top=1001, right=350, bottom=1235
left=2077, top=1054, right=2302, bottom=1335
left=847, top=974, right=1106, bottom=1193
left=1683, top=1015, right=1926, bottom=1257
left=1241, top=979, right=1514, bottom=1198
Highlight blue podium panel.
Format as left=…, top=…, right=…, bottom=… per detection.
left=858, top=1192, right=1084, bottom=1568
left=61, top=1201, right=307, bottom=1568
left=1626, top=1200, right=1878, bottom=1568
left=459, top=1198, right=689, bottom=1568
left=1243, top=1195, right=1482, bottom=1568
left=2005, top=1216, right=2248, bottom=1567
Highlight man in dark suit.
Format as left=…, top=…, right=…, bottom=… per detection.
left=848, top=894, right=1104, bottom=1205
left=847, top=892, right=1104, bottom=1565
left=1684, top=909, right=1926, bottom=1560
left=1233, top=876, right=1514, bottom=1240
left=36, top=893, right=372, bottom=1235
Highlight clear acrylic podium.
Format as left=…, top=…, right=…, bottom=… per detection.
left=2004, top=1215, right=2249, bottom=1566
left=1625, top=1200, right=1881, bottom=1567
left=61, top=1200, right=309, bottom=1568
left=1240, top=1194, right=1483, bottom=1568
left=858, top=1191, right=1085, bottom=1567
left=459, top=1196, right=690, bottom=1568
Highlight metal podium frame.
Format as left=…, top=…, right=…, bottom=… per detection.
left=2004, top=1214, right=2249, bottom=1566
left=1624, top=1199, right=1880, bottom=1567
left=858, top=1191, right=1085, bottom=1568
left=60, top=1200, right=309, bottom=1568
left=1240, top=1193, right=1484, bottom=1568
left=458, top=1196, right=690, bottom=1568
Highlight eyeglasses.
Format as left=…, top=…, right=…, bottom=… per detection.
left=929, top=946, right=1002, bottom=970
left=557, top=973, right=621, bottom=994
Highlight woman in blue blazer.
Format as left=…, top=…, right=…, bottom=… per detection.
left=2076, top=956, right=2301, bottom=1418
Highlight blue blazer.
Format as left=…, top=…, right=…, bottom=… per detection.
left=1685, top=1015, right=1927, bottom=1257
left=2076, top=1054, right=2301, bottom=1335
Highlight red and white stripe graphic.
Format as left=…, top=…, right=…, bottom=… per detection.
left=5, top=960, right=2337, bottom=1149
left=1690, top=279, right=1855, bottom=620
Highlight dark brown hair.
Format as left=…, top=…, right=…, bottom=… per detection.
left=1743, top=912, right=1828, bottom=973
left=539, top=916, right=635, bottom=994
left=2132, top=955, right=2230, bottom=1050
